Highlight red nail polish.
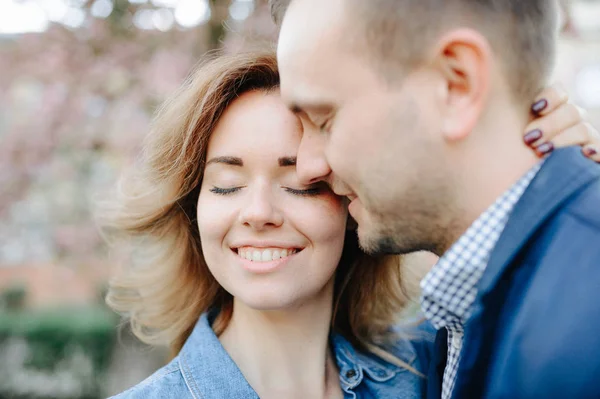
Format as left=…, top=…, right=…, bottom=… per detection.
left=583, top=147, right=598, bottom=157
left=536, top=142, right=554, bottom=156
left=524, top=129, right=543, bottom=146
left=531, top=99, right=548, bottom=115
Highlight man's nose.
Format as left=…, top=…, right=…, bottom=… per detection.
left=238, top=186, right=284, bottom=230
left=296, top=129, right=332, bottom=185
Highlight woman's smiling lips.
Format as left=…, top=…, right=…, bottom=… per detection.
left=230, top=243, right=304, bottom=274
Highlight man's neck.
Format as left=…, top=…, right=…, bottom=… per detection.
left=218, top=283, right=341, bottom=399
left=445, top=114, right=540, bottom=252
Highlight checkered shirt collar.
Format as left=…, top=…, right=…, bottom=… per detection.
left=420, top=163, right=542, bottom=330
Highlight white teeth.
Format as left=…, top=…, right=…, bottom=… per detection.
left=261, top=249, right=272, bottom=262
left=237, top=247, right=299, bottom=262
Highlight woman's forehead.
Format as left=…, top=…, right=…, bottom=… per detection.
left=207, top=91, right=302, bottom=154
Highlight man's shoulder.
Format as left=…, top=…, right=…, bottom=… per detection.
left=108, top=358, right=187, bottom=399
left=563, top=176, right=600, bottom=229
left=509, top=175, right=600, bottom=327
left=523, top=177, right=600, bottom=287
left=527, top=173, right=600, bottom=252
left=497, top=173, right=600, bottom=342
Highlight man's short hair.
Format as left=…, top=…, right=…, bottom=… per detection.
left=269, top=0, right=558, bottom=102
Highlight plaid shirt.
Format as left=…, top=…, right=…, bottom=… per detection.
left=420, top=163, right=542, bottom=399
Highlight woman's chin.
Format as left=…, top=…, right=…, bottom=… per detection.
left=234, top=290, right=301, bottom=311
left=220, top=272, right=336, bottom=313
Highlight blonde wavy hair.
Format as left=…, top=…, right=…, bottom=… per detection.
left=98, top=50, right=424, bottom=366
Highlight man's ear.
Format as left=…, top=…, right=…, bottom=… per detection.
left=432, top=28, right=491, bottom=142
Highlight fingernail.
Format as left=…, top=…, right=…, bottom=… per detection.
left=583, top=147, right=598, bottom=157
left=531, top=99, right=548, bottom=115
left=536, top=142, right=555, bottom=156
left=524, top=129, right=543, bottom=145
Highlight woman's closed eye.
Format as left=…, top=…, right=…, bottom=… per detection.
left=284, top=183, right=328, bottom=197
left=209, top=183, right=329, bottom=197
left=209, top=186, right=243, bottom=195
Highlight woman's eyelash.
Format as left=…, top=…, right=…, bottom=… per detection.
left=209, top=186, right=324, bottom=196
left=285, top=187, right=323, bottom=196
left=209, top=187, right=241, bottom=195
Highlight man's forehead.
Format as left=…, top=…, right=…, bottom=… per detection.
left=276, top=0, right=369, bottom=111
left=277, top=40, right=337, bottom=108
left=277, top=0, right=347, bottom=60
left=277, top=5, right=347, bottom=87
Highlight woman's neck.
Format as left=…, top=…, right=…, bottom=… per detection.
left=218, top=282, right=343, bottom=399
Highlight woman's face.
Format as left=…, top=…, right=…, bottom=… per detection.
left=197, top=90, right=348, bottom=310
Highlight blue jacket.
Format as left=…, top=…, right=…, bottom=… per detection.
left=111, top=311, right=436, bottom=398
left=427, top=148, right=600, bottom=399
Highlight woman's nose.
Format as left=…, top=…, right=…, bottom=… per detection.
left=238, top=186, right=284, bottom=230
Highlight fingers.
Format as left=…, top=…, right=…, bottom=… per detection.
left=582, top=144, right=600, bottom=163
left=524, top=102, right=586, bottom=148
left=531, top=83, right=569, bottom=117
left=527, top=83, right=600, bottom=163
left=524, top=120, right=600, bottom=163
left=551, top=122, right=599, bottom=149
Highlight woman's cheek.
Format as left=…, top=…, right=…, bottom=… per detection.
left=196, top=197, right=233, bottom=240
left=317, top=193, right=349, bottom=224
left=292, top=196, right=348, bottom=242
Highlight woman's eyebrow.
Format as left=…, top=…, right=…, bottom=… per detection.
left=206, top=156, right=243, bottom=166
left=278, top=156, right=296, bottom=167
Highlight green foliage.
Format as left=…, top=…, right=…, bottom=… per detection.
left=0, top=307, right=117, bottom=371
left=0, top=306, right=118, bottom=398
left=0, top=283, right=27, bottom=310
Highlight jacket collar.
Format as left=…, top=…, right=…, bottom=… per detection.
left=442, top=149, right=600, bottom=398
left=426, top=328, right=448, bottom=399
left=477, top=147, right=600, bottom=300
left=179, top=312, right=259, bottom=399
left=179, top=311, right=418, bottom=397
left=331, top=330, right=417, bottom=388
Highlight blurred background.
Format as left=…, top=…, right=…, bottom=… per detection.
left=0, top=0, right=599, bottom=397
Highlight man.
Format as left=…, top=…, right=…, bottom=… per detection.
left=270, top=0, right=600, bottom=398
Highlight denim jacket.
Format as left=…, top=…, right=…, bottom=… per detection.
left=110, top=312, right=435, bottom=399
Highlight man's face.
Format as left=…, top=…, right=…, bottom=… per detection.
left=277, top=0, right=452, bottom=255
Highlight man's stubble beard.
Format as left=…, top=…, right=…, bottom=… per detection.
left=356, top=186, right=456, bottom=257
left=354, top=95, right=458, bottom=256
left=357, top=214, right=445, bottom=256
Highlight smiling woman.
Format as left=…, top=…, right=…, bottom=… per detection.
left=197, top=88, right=348, bottom=311
left=97, top=50, right=435, bottom=399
